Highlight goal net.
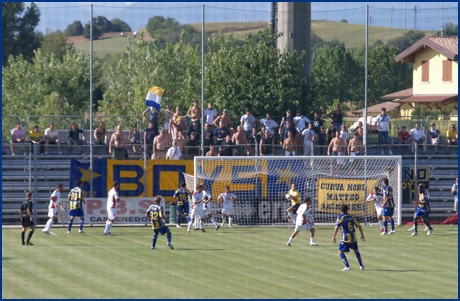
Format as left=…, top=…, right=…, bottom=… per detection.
left=192, top=155, right=402, bottom=226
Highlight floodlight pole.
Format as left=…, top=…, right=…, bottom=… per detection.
left=89, top=4, right=94, bottom=198
left=201, top=4, right=205, bottom=156
left=363, top=5, right=369, bottom=226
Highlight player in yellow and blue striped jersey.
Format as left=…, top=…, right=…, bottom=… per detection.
left=411, top=183, right=433, bottom=237
left=145, top=196, right=174, bottom=250
left=332, top=204, right=365, bottom=271
left=67, top=180, right=85, bottom=234
left=381, top=178, right=395, bottom=235
left=173, top=181, right=192, bottom=228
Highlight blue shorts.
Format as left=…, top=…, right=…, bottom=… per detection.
left=154, top=226, right=170, bottom=235
left=383, top=207, right=394, bottom=217
left=69, top=208, right=84, bottom=217
left=415, top=209, right=430, bottom=219
left=338, top=241, right=358, bottom=253
left=378, top=131, right=391, bottom=145
left=177, top=204, right=189, bottom=215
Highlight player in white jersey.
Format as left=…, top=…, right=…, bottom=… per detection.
left=187, top=183, right=207, bottom=234
left=218, top=185, right=238, bottom=228
left=104, top=181, right=122, bottom=235
left=365, top=186, right=384, bottom=233
left=286, top=197, right=318, bottom=246
left=202, top=190, right=221, bottom=231
left=42, top=184, right=64, bottom=234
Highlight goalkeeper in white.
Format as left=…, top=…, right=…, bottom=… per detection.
left=287, top=197, right=318, bottom=246
left=218, top=185, right=238, bottom=228
left=365, top=186, right=385, bottom=233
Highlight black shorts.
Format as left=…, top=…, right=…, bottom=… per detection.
left=22, top=218, right=33, bottom=228
left=292, top=203, right=301, bottom=214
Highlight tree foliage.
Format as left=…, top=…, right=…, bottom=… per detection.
left=2, top=49, right=103, bottom=119
left=39, top=29, right=74, bottom=61
left=111, top=18, right=131, bottom=32
left=386, top=30, right=425, bottom=53
left=94, top=16, right=112, bottom=34
left=145, top=16, right=201, bottom=48
left=2, top=2, right=41, bottom=65
left=65, top=20, right=84, bottom=36
left=83, top=21, right=102, bottom=40
left=435, top=22, right=458, bottom=37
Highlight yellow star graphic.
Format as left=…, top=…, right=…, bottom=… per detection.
left=78, top=166, right=101, bottom=184
left=275, top=163, right=299, bottom=186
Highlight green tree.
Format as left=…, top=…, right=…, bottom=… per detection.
left=83, top=21, right=102, bottom=40
left=2, top=49, right=103, bottom=119
left=94, top=16, right=112, bottom=34
left=40, top=29, right=74, bottom=61
left=386, top=30, right=425, bottom=53
left=145, top=16, right=201, bottom=48
left=64, top=20, right=84, bottom=36
left=435, top=22, right=458, bottom=37
left=2, top=2, right=41, bottom=65
left=110, top=18, right=131, bottom=32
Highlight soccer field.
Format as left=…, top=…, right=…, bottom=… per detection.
left=2, top=225, right=458, bottom=299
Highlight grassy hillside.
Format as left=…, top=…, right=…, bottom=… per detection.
left=71, top=21, right=432, bottom=57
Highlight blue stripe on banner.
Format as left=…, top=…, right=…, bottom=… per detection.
left=145, top=100, right=161, bottom=110
left=70, top=158, right=107, bottom=197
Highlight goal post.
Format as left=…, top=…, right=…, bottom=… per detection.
left=193, top=155, right=402, bottom=226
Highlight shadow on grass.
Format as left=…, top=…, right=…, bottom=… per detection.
left=2, top=257, right=18, bottom=260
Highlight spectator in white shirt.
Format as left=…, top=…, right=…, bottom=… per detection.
left=259, top=112, right=278, bottom=137
left=44, top=122, right=63, bottom=155
left=376, top=107, right=392, bottom=155
left=204, top=102, right=217, bottom=130
left=166, top=140, right=182, bottom=160
left=340, top=125, right=350, bottom=155
left=293, top=110, right=311, bottom=134
left=240, top=107, right=256, bottom=139
left=409, top=123, right=426, bottom=152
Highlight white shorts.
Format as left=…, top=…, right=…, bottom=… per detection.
left=191, top=206, right=204, bottom=219
left=431, top=139, right=439, bottom=145
left=222, top=206, right=234, bottom=216
left=375, top=207, right=383, bottom=216
left=285, top=150, right=296, bottom=156
left=203, top=206, right=212, bottom=215
left=294, top=222, right=313, bottom=232
left=164, top=122, right=169, bottom=130
left=47, top=208, right=57, bottom=218
left=108, top=208, right=116, bottom=220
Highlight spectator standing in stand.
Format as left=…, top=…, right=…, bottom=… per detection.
left=240, top=108, right=256, bottom=140
left=376, top=107, right=392, bottom=155
left=329, top=104, right=344, bottom=132
left=204, top=102, right=217, bottom=131
left=317, top=125, right=327, bottom=155
left=326, top=122, right=337, bottom=146
left=186, top=100, right=202, bottom=130
left=128, top=124, right=141, bottom=154
left=259, top=113, right=278, bottom=139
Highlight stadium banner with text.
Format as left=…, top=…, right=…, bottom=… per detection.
left=402, top=165, right=430, bottom=204
left=57, top=197, right=166, bottom=224
left=317, top=178, right=378, bottom=216
left=70, top=158, right=194, bottom=200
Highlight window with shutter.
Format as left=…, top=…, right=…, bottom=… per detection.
left=421, top=61, right=429, bottom=82
left=443, top=60, right=452, bottom=82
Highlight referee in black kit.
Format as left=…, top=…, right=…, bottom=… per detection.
left=19, top=192, right=35, bottom=245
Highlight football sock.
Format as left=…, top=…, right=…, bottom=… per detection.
left=167, top=232, right=172, bottom=244
left=48, top=220, right=54, bottom=230
left=228, top=217, right=233, bottom=225
left=177, top=216, right=181, bottom=226
left=288, top=212, right=296, bottom=223
left=413, top=219, right=418, bottom=232
left=379, top=220, right=384, bottom=229
left=152, top=233, right=158, bottom=248
left=355, top=252, right=363, bottom=266
left=340, top=253, right=350, bottom=268
left=21, top=231, right=25, bottom=244
left=107, top=221, right=113, bottom=232
left=383, top=220, right=388, bottom=232
left=211, top=216, right=218, bottom=227
left=424, top=220, right=432, bottom=230
left=186, top=216, right=191, bottom=223
left=187, top=221, right=192, bottom=231
left=79, top=219, right=84, bottom=231
left=104, top=220, right=109, bottom=233
left=310, top=238, right=315, bottom=243
left=68, top=219, right=73, bottom=232
left=390, top=219, right=395, bottom=230
left=287, top=237, right=293, bottom=244
left=27, top=230, right=34, bottom=243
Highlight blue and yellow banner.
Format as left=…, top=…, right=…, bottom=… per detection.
left=70, top=159, right=194, bottom=199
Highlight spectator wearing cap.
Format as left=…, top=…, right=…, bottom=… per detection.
left=29, top=124, right=45, bottom=155
left=240, top=108, right=256, bottom=140
left=186, top=131, right=201, bottom=159
left=213, top=109, right=233, bottom=135
left=186, top=100, right=202, bottom=131
left=446, top=124, right=457, bottom=154
left=397, top=126, right=411, bottom=153
left=409, top=123, right=427, bottom=153
left=428, top=123, right=440, bottom=154
left=187, top=121, right=201, bottom=141
left=279, top=109, right=296, bottom=139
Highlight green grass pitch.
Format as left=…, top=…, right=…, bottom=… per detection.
left=2, top=224, right=458, bottom=298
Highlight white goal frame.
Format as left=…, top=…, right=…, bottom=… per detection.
left=193, top=155, right=402, bottom=226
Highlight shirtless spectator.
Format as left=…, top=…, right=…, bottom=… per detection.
left=44, top=122, right=62, bottom=155
left=186, top=100, right=202, bottom=130
left=213, top=121, right=231, bottom=144
left=206, top=144, right=218, bottom=156
left=109, top=125, right=129, bottom=160
left=175, top=131, right=186, bottom=159
left=152, top=130, right=169, bottom=159
left=232, top=125, right=249, bottom=156
left=348, top=134, right=363, bottom=157
left=283, top=130, right=297, bottom=156
left=170, top=106, right=186, bottom=139
left=213, top=109, right=233, bottom=135
left=260, top=130, right=275, bottom=156
left=219, top=135, right=236, bottom=156
left=162, top=105, right=174, bottom=140
left=93, top=122, right=108, bottom=154
left=353, top=121, right=364, bottom=142
left=10, top=122, right=26, bottom=155
left=328, top=131, right=346, bottom=156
